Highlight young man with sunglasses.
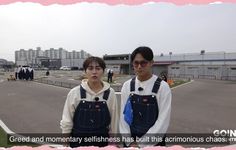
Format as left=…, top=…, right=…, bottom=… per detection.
left=119, top=46, right=172, bottom=148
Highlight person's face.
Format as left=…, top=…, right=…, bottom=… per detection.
left=132, top=53, right=153, bottom=77
left=85, top=61, right=104, bottom=82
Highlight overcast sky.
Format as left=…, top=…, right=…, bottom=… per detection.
left=0, top=2, right=236, bottom=61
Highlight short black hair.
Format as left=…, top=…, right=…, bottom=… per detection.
left=83, top=56, right=106, bottom=71
left=131, top=46, right=154, bottom=62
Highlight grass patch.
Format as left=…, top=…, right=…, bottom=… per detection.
left=170, top=79, right=190, bottom=88
left=0, top=127, right=6, bottom=147
left=0, top=127, right=40, bottom=148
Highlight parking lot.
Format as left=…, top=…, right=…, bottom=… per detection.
left=0, top=72, right=236, bottom=146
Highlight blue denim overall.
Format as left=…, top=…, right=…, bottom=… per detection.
left=129, top=77, right=161, bottom=138
left=70, top=86, right=111, bottom=147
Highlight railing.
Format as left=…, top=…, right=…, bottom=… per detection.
left=35, top=78, right=122, bottom=91
left=179, top=74, right=194, bottom=79
left=168, top=74, right=176, bottom=78
left=169, top=73, right=236, bottom=81
left=35, top=78, right=79, bottom=89
left=221, top=76, right=236, bottom=81
left=198, top=75, right=216, bottom=80
left=168, top=74, right=193, bottom=81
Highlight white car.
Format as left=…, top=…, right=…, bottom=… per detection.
left=60, top=66, right=71, bottom=70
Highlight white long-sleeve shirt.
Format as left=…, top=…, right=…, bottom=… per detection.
left=60, top=79, right=118, bottom=134
left=119, top=75, right=172, bottom=147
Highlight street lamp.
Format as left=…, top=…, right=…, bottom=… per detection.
left=200, top=50, right=205, bottom=64
left=169, top=52, right=172, bottom=77
left=223, top=51, right=226, bottom=65
left=169, top=52, right=172, bottom=63
left=128, top=54, right=131, bottom=75
left=200, top=50, right=205, bottom=78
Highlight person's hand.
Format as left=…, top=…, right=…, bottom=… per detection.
left=129, top=142, right=139, bottom=148
left=62, top=133, right=70, bottom=147
left=63, top=143, right=69, bottom=147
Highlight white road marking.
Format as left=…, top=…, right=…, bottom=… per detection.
left=171, top=80, right=194, bottom=90
left=0, top=119, right=14, bottom=134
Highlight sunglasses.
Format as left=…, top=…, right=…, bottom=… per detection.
left=133, top=60, right=149, bottom=67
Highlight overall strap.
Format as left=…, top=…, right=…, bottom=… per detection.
left=151, top=77, right=162, bottom=94
left=103, top=88, right=110, bottom=101
left=80, top=85, right=110, bottom=101
left=80, top=85, right=86, bottom=99
left=130, top=77, right=136, bottom=92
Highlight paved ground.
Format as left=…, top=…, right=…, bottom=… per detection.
left=0, top=73, right=236, bottom=144
left=33, top=70, right=132, bottom=86
left=168, top=79, right=236, bottom=133
left=0, top=80, right=69, bottom=133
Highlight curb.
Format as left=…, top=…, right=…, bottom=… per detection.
left=171, top=80, right=194, bottom=90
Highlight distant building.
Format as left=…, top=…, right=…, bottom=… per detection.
left=0, top=59, right=7, bottom=68
left=103, top=54, right=171, bottom=75
left=15, top=47, right=91, bottom=69
left=104, top=54, right=130, bottom=74
left=0, top=58, right=14, bottom=70
left=157, top=51, right=236, bottom=80
left=104, top=51, right=236, bottom=80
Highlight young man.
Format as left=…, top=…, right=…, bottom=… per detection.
left=119, top=46, right=172, bottom=147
